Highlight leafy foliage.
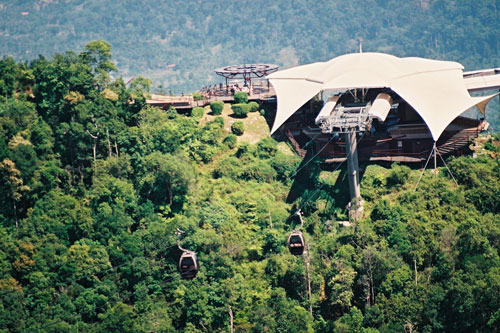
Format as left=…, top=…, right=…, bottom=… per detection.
left=223, top=134, right=237, bottom=149
left=231, top=103, right=251, bottom=118
left=209, top=101, right=224, bottom=115
left=233, top=91, right=248, bottom=104
left=231, top=121, right=244, bottom=136
left=1, top=42, right=499, bottom=333
left=248, top=101, right=259, bottom=112
left=191, top=106, right=204, bottom=118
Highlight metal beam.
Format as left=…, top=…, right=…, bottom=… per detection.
left=463, top=68, right=500, bottom=92
left=345, top=131, right=361, bottom=201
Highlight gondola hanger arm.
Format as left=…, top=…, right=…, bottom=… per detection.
left=176, top=228, right=188, bottom=252
left=295, top=209, right=304, bottom=229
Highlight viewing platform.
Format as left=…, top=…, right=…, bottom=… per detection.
left=147, top=63, right=279, bottom=110
left=146, top=80, right=276, bottom=110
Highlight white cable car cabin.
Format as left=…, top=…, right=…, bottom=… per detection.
left=288, top=231, right=305, bottom=255
left=179, top=251, right=199, bottom=279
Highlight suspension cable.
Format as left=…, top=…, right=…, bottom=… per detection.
left=291, top=134, right=337, bottom=178
left=414, top=144, right=434, bottom=191
left=437, top=148, right=459, bottom=186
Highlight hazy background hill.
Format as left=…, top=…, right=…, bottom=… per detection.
left=1, top=0, right=498, bottom=91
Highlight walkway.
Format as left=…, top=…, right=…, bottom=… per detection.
left=146, top=82, right=276, bottom=110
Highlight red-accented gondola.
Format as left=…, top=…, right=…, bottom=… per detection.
left=288, top=230, right=305, bottom=255
left=179, top=251, right=199, bottom=279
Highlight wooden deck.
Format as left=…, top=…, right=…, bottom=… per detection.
left=146, top=86, right=276, bottom=110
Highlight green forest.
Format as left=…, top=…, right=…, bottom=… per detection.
left=1, top=41, right=500, bottom=332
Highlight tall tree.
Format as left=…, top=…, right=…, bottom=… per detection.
left=81, top=41, right=117, bottom=90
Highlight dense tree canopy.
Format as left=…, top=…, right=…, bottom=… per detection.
left=1, top=42, right=500, bottom=332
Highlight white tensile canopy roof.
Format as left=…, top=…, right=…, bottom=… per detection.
left=268, top=52, right=496, bottom=140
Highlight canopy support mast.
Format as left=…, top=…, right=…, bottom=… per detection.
left=414, top=141, right=459, bottom=191
left=434, top=141, right=437, bottom=177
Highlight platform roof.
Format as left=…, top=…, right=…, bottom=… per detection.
left=215, top=64, right=278, bottom=79
left=268, top=52, right=496, bottom=140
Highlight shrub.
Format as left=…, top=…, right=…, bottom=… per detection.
left=188, top=140, right=220, bottom=163
left=191, top=107, right=204, bottom=118
left=386, top=163, right=411, bottom=189
left=223, top=134, right=238, bottom=149
left=256, top=137, right=278, bottom=158
left=201, top=121, right=224, bottom=144
left=231, top=121, right=245, bottom=136
left=248, top=101, right=259, bottom=112
left=192, top=92, right=204, bottom=101
left=484, top=141, right=496, bottom=151
left=213, top=116, right=225, bottom=127
left=235, top=142, right=254, bottom=158
left=231, top=103, right=251, bottom=118
left=166, top=106, right=178, bottom=119
left=210, top=101, right=224, bottom=115
left=271, top=152, right=301, bottom=182
left=233, top=91, right=248, bottom=103
left=259, top=109, right=265, bottom=116
left=213, top=156, right=242, bottom=179
left=484, top=138, right=500, bottom=152
left=239, top=160, right=277, bottom=182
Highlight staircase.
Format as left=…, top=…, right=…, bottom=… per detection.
left=437, top=127, right=478, bottom=155
left=287, top=129, right=307, bottom=158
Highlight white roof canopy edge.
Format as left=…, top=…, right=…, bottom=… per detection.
left=268, top=52, right=496, bottom=140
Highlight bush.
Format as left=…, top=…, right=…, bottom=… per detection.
left=192, top=92, right=204, bottom=101
left=239, top=160, right=277, bottom=182
left=231, top=121, right=245, bottom=136
left=259, top=109, right=265, bottom=116
left=166, top=106, right=178, bottom=119
left=484, top=141, right=496, bottom=151
left=235, top=142, right=254, bottom=158
left=223, top=134, right=238, bottom=149
left=213, top=156, right=242, bottom=179
left=188, top=140, right=220, bottom=163
left=233, top=91, right=248, bottom=103
left=210, top=101, right=224, bottom=115
left=231, top=103, right=251, bottom=118
left=201, top=121, right=224, bottom=144
left=386, top=163, right=411, bottom=189
left=248, top=101, right=259, bottom=112
left=191, top=107, right=204, bottom=118
left=271, top=152, right=301, bottom=182
left=256, top=137, right=278, bottom=158
left=484, top=138, right=500, bottom=152
left=213, top=116, right=225, bottom=127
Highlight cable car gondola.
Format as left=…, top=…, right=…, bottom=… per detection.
left=288, top=230, right=305, bottom=255
left=179, top=251, right=199, bottom=279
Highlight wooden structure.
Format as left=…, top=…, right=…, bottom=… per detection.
left=146, top=80, right=277, bottom=110
left=299, top=115, right=487, bottom=163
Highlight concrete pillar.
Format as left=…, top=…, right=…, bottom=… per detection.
left=345, top=131, right=361, bottom=201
